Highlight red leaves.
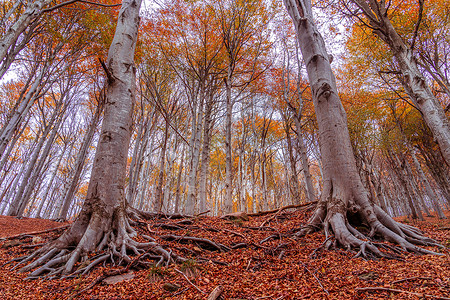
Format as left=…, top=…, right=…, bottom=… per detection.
left=0, top=211, right=449, bottom=299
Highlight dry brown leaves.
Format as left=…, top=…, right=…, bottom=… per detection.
left=0, top=210, right=449, bottom=300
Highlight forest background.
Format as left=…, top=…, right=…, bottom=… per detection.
left=0, top=0, right=448, bottom=222
left=0, top=0, right=449, bottom=297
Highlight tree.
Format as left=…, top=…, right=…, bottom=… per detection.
left=283, top=0, right=440, bottom=256
left=344, top=0, right=450, bottom=165
left=14, top=0, right=177, bottom=278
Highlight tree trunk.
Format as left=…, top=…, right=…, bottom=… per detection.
left=35, top=142, right=67, bottom=218
left=174, top=150, right=185, bottom=214
left=57, top=102, right=103, bottom=220
left=186, top=85, right=205, bottom=215
left=13, top=0, right=177, bottom=278
left=7, top=102, right=62, bottom=216
left=408, top=145, right=446, bottom=219
left=198, top=93, right=214, bottom=214
left=283, top=0, right=440, bottom=256
left=0, top=0, right=49, bottom=79
left=223, top=69, right=234, bottom=214
left=17, top=113, right=64, bottom=218
left=154, top=119, right=169, bottom=212
left=350, top=0, right=450, bottom=165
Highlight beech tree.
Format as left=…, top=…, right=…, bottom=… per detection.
left=13, top=0, right=181, bottom=278
left=283, top=0, right=441, bottom=256
left=344, top=0, right=450, bottom=165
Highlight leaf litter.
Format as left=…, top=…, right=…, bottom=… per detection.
left=0, top=209, right=448, bottom=299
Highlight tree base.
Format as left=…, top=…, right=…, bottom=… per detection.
left=8, top=207, right=185, bottom=280
left=296, top=195, right=443, bottom=259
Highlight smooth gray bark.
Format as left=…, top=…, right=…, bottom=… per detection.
left=57, top=102, right=103, bottom=220
left=283, top=0, right=438, bottom=255
left=19, top=0, right=144, bottom=276
left=7, top=102, right=62, bottom=216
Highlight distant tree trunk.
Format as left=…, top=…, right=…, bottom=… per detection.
left=418, top=145, right=450, bottom=206
left=57, top=101, right=103, bottom=220
left=293, top=112, right=316, bottom=203
left=285, top=127, right=301, bottom=204
left=7, top=102, right=63, bottom=216
left=0, top=118, right=29, bottom=177
left=126, top=115, right=144, bottom=204
left=174, top=150, right=185, bottom=214
left=283, top=0, right=438, bottom=255
left=0, top=0, right=49, bottom=78
left=388, top=151, right=424, bottom=220
left=186, top=86, right=205, bottom=215
left=223, top=69, right=234, bottom=214
left=198, top=93, right=214, bottom=214
left=408, top=146, right=446, bottom=219
left=17, top=102, right=65, bottom=218
left=35, top=144, right=66, bottom=218
left=0, top=65, right=47, bottom=159
left=154, top=119, right=169, bottom=212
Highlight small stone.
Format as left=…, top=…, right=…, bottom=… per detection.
left=358, top=271, right=378, bottom=281
left=103, top=272, right=135, bottom=285
left=162, top=283, right=181, bottom=292
left=32, top=236, right=44, bottom=244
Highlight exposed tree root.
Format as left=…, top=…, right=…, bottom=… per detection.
left=0, top=224, right=70, bottom=241
left=9, top=209, right=185, bottom=280
left=159, top=234, right=230, bottom=252
left=248, top=201, right=317, bottom=217
left=295, top=182, right=444, bottom=259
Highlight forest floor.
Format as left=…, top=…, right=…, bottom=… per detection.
left=0, top=208, right=449, bottom=300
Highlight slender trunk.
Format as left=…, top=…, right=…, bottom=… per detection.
left=7, top=103, right=61, bottom=216
left=126, top=118, right=144, bottom=203
left=223, top=68, right=233, bottom=214
left=154, top=119, right=169, bottom=212
left=285, top=127, right=301, bottom=204
left=408, top=146, right=446, bottom=219
left=0, top=68, right=46, bottom=159
left=0, top=0, right=49, bottom=78
left=352, top=0, right=450, bottom=165
left=17, top=106, right=64, bottom=217
left=35, top=144, right=66, bottom=218
left=389, top=151, right=423, bottom=220
left=186, top=85, right=205, bottom=214
left=198, top=93, right=214, bottom=214
left=0, top=118, right=29, bottom=176
left=57, top=103, right=102, bottom=220
left=174, top=151, right=184, bottom=214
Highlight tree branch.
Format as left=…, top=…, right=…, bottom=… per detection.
left=41, top=0, right=121, bottom=14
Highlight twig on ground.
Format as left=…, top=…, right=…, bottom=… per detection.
left=159, top=234, right=230, bottom=252
left=174, top=268, right=205, bottom=294
left=299, top=261, right=329, bottom=295
left=222, top=228, right=246, bottom=239
left=195, top=210, right=210, bottom=217
left=356, top=287, right=450, bottom=300
left=248, top=201, right=317, bottom=217
left=391, top=276, right=434, bottom=284
left=207, top=285, right=223, bottom=300
left=0, top=224, right=70, bottom=241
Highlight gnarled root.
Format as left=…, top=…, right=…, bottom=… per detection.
left=295, top=183, right=444, bottom=259
left=11, top=209, right=184, bottom=280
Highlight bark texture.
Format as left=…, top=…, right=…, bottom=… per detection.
left=283, top=0, right=441, bottom=257
left=350, top=0, right=450, bottom=165
left=12, top=0, right=179, bottom=279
